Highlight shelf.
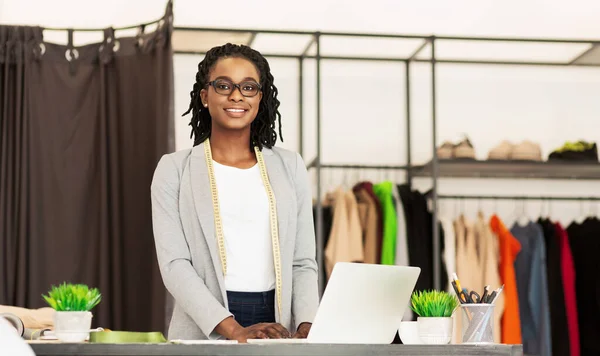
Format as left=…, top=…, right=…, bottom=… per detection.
left=412, top=159, right=600, bottom=180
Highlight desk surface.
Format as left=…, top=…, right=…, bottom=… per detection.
left=30, top=343, right=524, bottom=356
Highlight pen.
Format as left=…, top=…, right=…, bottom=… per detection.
left=451, top=281, right=464, bottom=303
left=480, top=285, right=490, bottom=304
left=462, top=288, right=473, bottom=303
left=486, top=290, right=497, bottom=304
left=452, top=273, right=462, bottom=292
left=491, top=285, right=505, bottom=304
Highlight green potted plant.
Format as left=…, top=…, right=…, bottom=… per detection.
left=410, top=290, right=458, bottom=344
left=42, top=282, right=102, bottom=342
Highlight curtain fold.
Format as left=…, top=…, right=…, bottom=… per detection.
left=0, top=4, right=173, bottom=332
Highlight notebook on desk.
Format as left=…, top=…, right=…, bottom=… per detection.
left=248, top=262, right=421, bottom=345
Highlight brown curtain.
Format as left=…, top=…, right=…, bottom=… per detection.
left=0, top=5, right=174, bottom=332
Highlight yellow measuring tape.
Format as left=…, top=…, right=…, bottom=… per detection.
left=203, top=138, right=282, bottom=317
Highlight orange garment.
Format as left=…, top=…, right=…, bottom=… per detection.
left=490, top=214, right=522, bottom=345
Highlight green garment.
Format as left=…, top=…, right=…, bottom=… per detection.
left=373, top=181, right=397, bottom=265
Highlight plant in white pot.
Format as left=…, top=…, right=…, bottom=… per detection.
left=42, top=282, right=101, bottom=342
left=410, top=290, right=458, bottom=345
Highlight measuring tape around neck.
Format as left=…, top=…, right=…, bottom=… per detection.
left=203, top=138, right=282, bottom=317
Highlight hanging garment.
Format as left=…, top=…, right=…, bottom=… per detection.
left=439, top=216, right=456, bottom=294
left=490, top=215, right=522, bottom=345
left=398, top=185, right=431, bottom=292
left=397, top=186, right=448, bottom=293
left=353, top=182, right=384, bottom=263
left=475, top=212, right=503, bottom=344
left=313, top=201, right=334, bottom=284
left=455, top=215, right=481, bottom=290
left=453, top=215, right=481, bottom=345
left=391, top=185, right=409, bottom=267
left=510, top=222, right=552, bottom=356
left=537, top=218, right=571, bottom=356
left=324, top=188, right=364, bottom=278
left=566, top=219, right=599, bottom=356
left=353, top=183, right=381, bottom=264
left=439, top=216, right=459, bottom=343
left=373, top=181, right=397, bottom=265
left=553, top=223, right=580, bottom=356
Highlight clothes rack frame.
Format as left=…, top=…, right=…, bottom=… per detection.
left=44, top=16, right=600, bottom=295
left=436, top=194, right=600, bottom=201
left=164, top=26, right=600, bottom=296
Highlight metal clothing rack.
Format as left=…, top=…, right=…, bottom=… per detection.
left=163, top=27, right=600, bottom=295
left=51, top=14, right=600, bottom=294
left=437, top=195, right=600, bottom=201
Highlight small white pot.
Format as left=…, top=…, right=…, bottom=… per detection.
left=417, top=317, right=453, bottom=344
left=54, top=311, right=93, bottom=342
left=398, top=321, right=422, bottom=344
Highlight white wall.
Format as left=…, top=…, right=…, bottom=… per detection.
left=4, top=0, right=600, bottom=227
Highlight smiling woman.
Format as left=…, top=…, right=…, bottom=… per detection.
left=151, top=43, right=319, bottom=343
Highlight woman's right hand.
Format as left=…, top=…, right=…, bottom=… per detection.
left=231, top=322, right=291, bottom=343
left=216, top=317, right=290, bottom=343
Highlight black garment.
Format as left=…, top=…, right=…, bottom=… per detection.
left=227, top=290, right=276, bottom=327
left=313, top=205, right=333, bottom=283
left=566, top=218, right=600, bottom=356
left=538, top=218, right=570, bottom=356
left=397, top=185, right=447, bottom=293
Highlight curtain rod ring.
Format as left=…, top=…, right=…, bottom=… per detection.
left=65, top=48, right=79, bottom=62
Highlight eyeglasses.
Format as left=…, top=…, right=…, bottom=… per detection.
left=207, top=79, right=262, bottom=97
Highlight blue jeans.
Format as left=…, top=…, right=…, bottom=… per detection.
left=226, top=290, right=276, bottom=327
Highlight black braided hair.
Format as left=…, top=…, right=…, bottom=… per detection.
left=182, top=43, right=283, bottom=151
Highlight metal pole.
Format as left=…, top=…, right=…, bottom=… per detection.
left=430, top=36, right=441, bottom=291
left=405, top=60, right=412, bottom=188
left=298, top=57, right=304, bottom=157
left=315, top=32, right=324, bottom=297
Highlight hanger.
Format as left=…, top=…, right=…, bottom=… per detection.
left=584, top=199, right=597, bottom=222
left=515, top=199, right=530, bottom=226
left=539, top=198, right=545, bottom=221
left=575, top=199, right=587, bottom=224
left=477, top=197, right=484, bottom=216
left=493, top=197, right=498, bottom=215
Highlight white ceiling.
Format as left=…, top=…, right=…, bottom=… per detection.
left=2, top=0, right=600, bottom=62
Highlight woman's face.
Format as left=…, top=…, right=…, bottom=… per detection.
left=200, top=57, right=263, bottom=133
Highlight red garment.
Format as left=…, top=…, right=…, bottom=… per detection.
left=352, top=182, right=383, bottom=262
left=554, top=223, right=580, bottom=356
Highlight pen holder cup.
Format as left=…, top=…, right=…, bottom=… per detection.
left=460, top=304, right=494, bottom=344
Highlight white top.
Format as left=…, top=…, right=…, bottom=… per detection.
left=213, top=160, right=275, bottom=292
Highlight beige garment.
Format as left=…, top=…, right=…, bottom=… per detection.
left=475, top=212, right=504, bottom=343
left=454, top=215, right=482, bottom=290
left=0, top=305, right=55, bottom=329
left=453, top=215, right=482, bottom=344
left=352, top=188, right=379, bottom=264
left=324, top=188, right=364, bottom=278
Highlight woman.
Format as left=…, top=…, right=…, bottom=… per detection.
left=151, top=43, right=319, bottom=343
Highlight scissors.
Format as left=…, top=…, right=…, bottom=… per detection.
left=469, top=291, right=481, bottom=303
left=460, top=288, right=479, bottom=303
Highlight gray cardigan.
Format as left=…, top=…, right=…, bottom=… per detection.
left=150, top=142, right=319, bottom=340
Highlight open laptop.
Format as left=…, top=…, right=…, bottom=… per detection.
left=248, top=262, right=421, bottom=344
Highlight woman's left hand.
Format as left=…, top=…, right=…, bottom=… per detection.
left=292, top=322, right=312, bottom=338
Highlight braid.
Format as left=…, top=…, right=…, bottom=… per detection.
left=182, top=43, right=283, bottom=151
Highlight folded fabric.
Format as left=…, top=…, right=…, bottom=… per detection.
left=89, top=330, right=167, bottom=343
left=0, top=305, right=55, bottom=329
left=512, top=140, right=542, bottom=161
left=488, top=140, right=542, bottom=161
left=436, top=136, right=476, bottom=160
left=548, top=140, right=598, bottom=162
left=488, top=140, right=514, bottom=160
